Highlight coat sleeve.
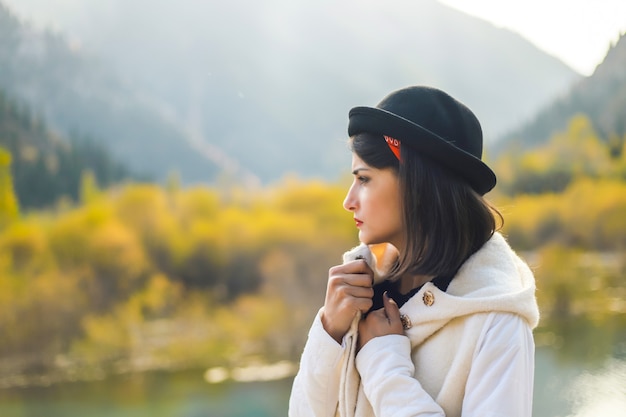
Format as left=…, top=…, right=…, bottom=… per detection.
left=462, top=313, right=535, bottom=417
left=355, top=313, right=534, bottom=417
left=289, top=309, right=345, bottom=417
left=355, top=335, right=445, bottom=417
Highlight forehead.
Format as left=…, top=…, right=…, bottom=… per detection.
left=350, top=153, right=399, bottom=182
left=351, top=153, right=368, bottom=169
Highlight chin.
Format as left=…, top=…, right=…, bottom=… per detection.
left=358, top=233, right=383, bottom=246
left=359, top=231, right=400, bottom=249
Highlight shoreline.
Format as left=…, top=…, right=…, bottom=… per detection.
left=204, top=360, right=297, bottom=384
left=0, top=358, right=299, bottom=390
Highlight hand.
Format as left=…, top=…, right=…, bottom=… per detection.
left=321, top=260, right=374, bottom=343
left=358, top=292, right=404, bottom=351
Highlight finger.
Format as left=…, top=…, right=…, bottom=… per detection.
left=344, top=285, right=374, bottom=299
left=328, top=276, right=374, bottom=298
left=330, top=273, right=373, bottom=289
left=332, top=286, right=373, bottom=310
left=355, top=297, right=374, bottom=314
left=344, top=273, right=374, bottom=288
left=327, top=274, right=372, bottom=293
left=366, top=307, right=388, bottom=322
left=383, top=291, right=401, bottom=322
left=338, top=259, right=374, bottom=275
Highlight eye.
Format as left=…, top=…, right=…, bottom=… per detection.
left=357, top=175, right=370, bottom=184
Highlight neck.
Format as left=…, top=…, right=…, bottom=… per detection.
left=398, top=273, right=433, bottom=295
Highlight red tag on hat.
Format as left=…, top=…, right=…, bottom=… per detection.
left=384, top=136, right=401, bottom=160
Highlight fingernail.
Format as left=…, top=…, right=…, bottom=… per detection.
left=384, top=291, right=398, bottom=306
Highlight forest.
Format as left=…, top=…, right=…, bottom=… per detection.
left=0, top=113, right=624, bottom=387
left=0, top=89, right=137, bottom=210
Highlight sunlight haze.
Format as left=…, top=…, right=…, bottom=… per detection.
left=439, top=0, right=626, bottom=75
left=4, top=0, right=626, bottom=75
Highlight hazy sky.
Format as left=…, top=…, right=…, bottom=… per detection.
left=4, top=0, right=626, bottom=76
left=440, top=0, right=626, bottom=75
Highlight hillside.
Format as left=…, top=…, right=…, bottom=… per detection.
left=0, top=88, right=134, bottom=209
left=1, top=0, right=579, bottom=183
left=0, top=3, right=221, bottom=185
left=498, top=33, right=626, bottom=152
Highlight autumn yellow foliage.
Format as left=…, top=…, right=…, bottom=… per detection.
left=0, top=114, right=624, bottom=379
left=0, top=176, right=356, bottom=377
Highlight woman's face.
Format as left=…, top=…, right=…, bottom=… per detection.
left=343, top=153, right=404, bottom=249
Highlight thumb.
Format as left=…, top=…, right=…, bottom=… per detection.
left=383, top=291, right=401, bottom=321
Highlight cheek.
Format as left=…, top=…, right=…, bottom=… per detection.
left=383, top=186, right=402, bottom=211
left=363, top=191, right=380, bottom=214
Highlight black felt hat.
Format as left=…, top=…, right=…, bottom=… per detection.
left=348, top=86, right=496, bottom=195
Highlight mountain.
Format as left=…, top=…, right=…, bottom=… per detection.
left=497, top=33, right=626, bottom=152
left=0, top=88, right=135, bottom=210
left=0, top=3, right=222, bottom=185
left=1, top=0, right=579, bottom=184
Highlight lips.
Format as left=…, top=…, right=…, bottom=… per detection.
left=354, top=218, right=363, bottom=227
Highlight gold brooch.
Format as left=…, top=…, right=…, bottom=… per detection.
left=400, top=314, right=412, bottom=330
left=423, top=290, right=435, bottom=306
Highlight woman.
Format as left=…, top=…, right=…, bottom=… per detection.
left=289, top=86, right=539, bottom=417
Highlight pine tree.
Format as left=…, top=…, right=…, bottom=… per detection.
left=79, top=169, right=100, bottom=205
left=0, top=146, right=19, bottom=226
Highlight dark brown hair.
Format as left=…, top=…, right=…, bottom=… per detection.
left=350, top=132, right=502, bottom=280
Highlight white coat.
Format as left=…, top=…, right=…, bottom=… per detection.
left=289, top=232, right=540, bottom=417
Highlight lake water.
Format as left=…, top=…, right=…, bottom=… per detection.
left=0, top=347, right=624, bottom=417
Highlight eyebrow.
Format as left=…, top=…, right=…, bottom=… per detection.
left=352, top=167, right=371, bottom=175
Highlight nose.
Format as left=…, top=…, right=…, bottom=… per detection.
left=343, top=182, right=357, bottom=212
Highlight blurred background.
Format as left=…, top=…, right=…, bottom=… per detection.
left=0, top=0, right=624, bottom=416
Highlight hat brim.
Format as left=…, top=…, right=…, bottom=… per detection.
left=348, top=106, right=496, bottom=195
